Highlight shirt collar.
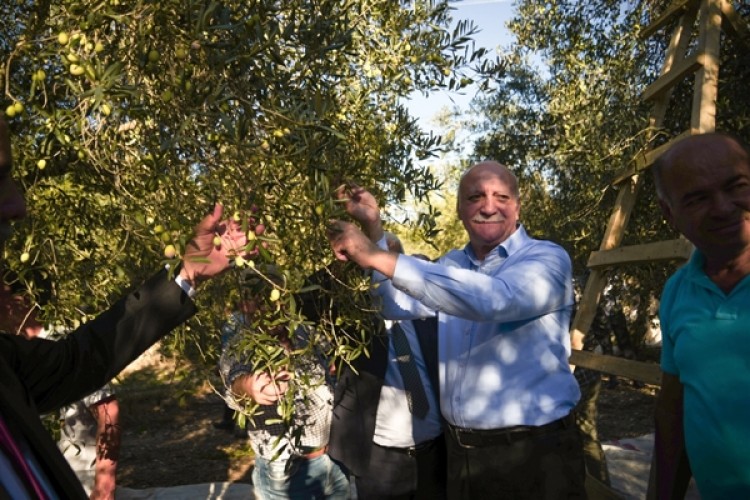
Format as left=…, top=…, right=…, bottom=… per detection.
left=684, top=248, right=750, bottom=293
left=684, top=249, right=725, bottom=291
left=463, top=224, right=528, bottom=265
left=685, top=249, right=704, bottom=276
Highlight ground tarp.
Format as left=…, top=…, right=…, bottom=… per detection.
left=115, top=434, right=702, bottom=500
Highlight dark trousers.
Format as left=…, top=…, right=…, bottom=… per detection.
left=355, top=437, right=447, bottom=500
left=445, top=415, right=587, bottom=500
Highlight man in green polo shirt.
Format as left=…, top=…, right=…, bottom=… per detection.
left=649, top=132, right=750, bottom=499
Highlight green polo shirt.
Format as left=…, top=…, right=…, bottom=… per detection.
left=660, top=251, right=750, bottom=499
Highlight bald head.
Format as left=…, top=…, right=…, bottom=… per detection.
left=458, top=161, right=520, bottom=204
left=652, top=132, right=750, bottom=266
left=653, top=133, right=750, bottom=205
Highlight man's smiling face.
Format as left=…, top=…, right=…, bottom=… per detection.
left=457, top=161, right=520, bottom=260
left=658, top=134, right=750, bottom=264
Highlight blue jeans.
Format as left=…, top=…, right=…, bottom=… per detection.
left=253, top=453, right=350, bottom=499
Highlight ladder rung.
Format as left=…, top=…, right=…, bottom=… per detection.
left=633, top=131, right=692, bottom=170
left=587, top=239, right=693, bottom=268
left=611, top=131, right=693, bottom=185
left=640, top=0, right=696, bottom=39
left=641, top=52, right=702, bottom=102
left=570, top=349, right=663, bottom=385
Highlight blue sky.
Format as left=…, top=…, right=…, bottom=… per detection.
left=406, top=0, right=515, bottom=131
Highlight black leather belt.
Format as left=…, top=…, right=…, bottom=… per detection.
left=379, top=436, right=440, bottom=457
left=448, top=413, right=575, bottom=448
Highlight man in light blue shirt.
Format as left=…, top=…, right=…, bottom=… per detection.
left=328, top=161, right=585, bottom=499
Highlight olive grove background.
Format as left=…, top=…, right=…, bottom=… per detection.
left=3, top=0, right=750, bottom=405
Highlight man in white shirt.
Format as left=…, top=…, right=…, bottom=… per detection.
left=324, top=234, right=446, bottom=499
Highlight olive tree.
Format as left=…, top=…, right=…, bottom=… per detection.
left=1, top=0, right=487, bottom=429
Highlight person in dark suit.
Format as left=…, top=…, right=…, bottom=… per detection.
left=0, top=115, right=248, bottom=499
left=329, top=313, right=445, bottom=500
left=299, top=229, right=446, bottom=499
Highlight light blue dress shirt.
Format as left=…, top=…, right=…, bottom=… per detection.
left=371, top=225, right=580, bottom=430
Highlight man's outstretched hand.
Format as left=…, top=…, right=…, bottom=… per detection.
left=326, top=219, right=397, bottom=277
left=179, top=204, right=248, bottom=288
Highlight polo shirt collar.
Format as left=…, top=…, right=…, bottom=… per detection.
left=685, top=248, right=750, bottom=294
left=685, top=249, right=704, bottom=277
left=683, top=250, right=714, bottom=290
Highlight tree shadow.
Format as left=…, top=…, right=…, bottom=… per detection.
left=115, top=363, right=255, bottom=489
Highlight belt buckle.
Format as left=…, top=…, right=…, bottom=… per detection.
left=450, top=426, right=476, bottom=448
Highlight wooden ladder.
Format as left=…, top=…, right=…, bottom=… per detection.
left=570, top=0, right=750, bottom=386
left=569, top=0, right=749, bottom=497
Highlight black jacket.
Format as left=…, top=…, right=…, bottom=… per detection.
left=0, top=270, right=195, bottom=499
left=327, top=316, right=439, bottom=476
left=296, top=265, right=440, bottom=476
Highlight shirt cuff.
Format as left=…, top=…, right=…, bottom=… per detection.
left=174, top=274, right=197, bottom=299
left=369, top=234, right=392, bottom=284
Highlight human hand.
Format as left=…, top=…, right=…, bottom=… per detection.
left=336, top=183, right=383, bottom=240
left=179, top=204, right=248, bottom=288
left=238, top=370, right=292, bottom=405
left=327, top=220, right=372, bottom=263
left=326, top=220, right=396, bottom=278
left=327, top=220, right=398, bottom=276
left=336, top=183, right=379, bottom=223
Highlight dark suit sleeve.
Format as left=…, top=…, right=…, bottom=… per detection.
left=0, top=269, right=196, bottom=414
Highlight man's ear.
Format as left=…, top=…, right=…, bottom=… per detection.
left=658, top=198, right=676, bottom=229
